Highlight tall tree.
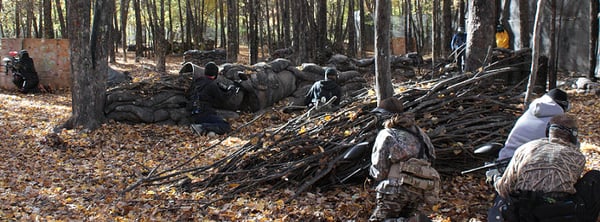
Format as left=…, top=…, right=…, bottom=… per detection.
left=442, top=0, right=452, bottom=55
left=226, top=0, right=239, bottom=62
left=359, top=0, right=366, bottom=57
left=147, top=0, right=168, bottom=71
left=42, top=0, right=54, bottom=38
left=55, top=0, right=67, bottom=38
left=465, top=0, right=495, bottom=71
left=316, top=0, right=327, bottom=61
left=524, top=0, right=545, bottom=105
left=133, top=0, right=144, bottom=61
left=374, top=0, right=393, bottom=103
left=347, top=0, right=357, bottom=57
left=591, top=0, right=599, bottom=81
left=121, top=0, right=131, bottom=61
left=248, top=0, right=258, bottom=64
left=64, top=0, right=111, bottom=130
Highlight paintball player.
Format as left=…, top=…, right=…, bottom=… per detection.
left=485, top=88, right=570, bottom=221
left=498, top=88, right=570, bottom=160
left=495, top=24, right=510, bottom=49
left=12, top=50, right=39, bottom=93
left=369, top=100, right=440, bottom=222
left=188, top=62, right=233, bottom=136
left=450, top=27, right=467, bottom=52
left=450, top=27, right=467, bottom=71
left=304, top=67, right=342, bottom=109
left=493, top=114, right=600, bottom=222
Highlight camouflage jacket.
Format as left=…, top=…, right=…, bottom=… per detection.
left=370, top=127, right=436, bottom=187
left=495, top=138, right=585, bottom=198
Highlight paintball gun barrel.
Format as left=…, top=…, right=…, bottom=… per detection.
left=461, top=158, right=510, bottom=175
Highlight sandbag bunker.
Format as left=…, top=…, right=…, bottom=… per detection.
left=104, top=58, right=368, bottom=125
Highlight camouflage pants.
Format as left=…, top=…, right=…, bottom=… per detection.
left=369, top=190, right=421, bottom=222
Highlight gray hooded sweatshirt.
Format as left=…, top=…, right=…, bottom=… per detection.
left=498, top=94, right=565, bottom=160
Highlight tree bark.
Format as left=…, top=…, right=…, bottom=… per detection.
left=316, top=0, right=328, bottom=61
left=465, top=0, right=496, bottom=71
left=359, top=0, right=366, bottom=57
left=347, top=0, right=357, bottom=57
left=226, top=0, right=239, bottom=63
left=442, top=0, right=452, bottom=55
left=517, top=0, right=530, bottom=48
left=374, top=0, right=393, bottom=103
left=43, top=0, right=54, bottom=38
left=248, top=0, right=258, bottom=64
left=65, top=0, right=110, bottom=131
left=133, top=0, right=144, bottom=61
left=591, top=0, right=599, bottom=81
left=525, top=0, right=545, bottom=106
left=121, top=0, right=131, bottom=61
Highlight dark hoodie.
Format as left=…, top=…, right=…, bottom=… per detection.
left=304, top=79, right=342, bottom=107
left=13, top=51, right=39, bottom=93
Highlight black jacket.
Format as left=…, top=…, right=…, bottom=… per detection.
left=304, top=80, right=342, bottom=106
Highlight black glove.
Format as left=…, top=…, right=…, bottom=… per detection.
left=485, top=168, right=501, bottom=186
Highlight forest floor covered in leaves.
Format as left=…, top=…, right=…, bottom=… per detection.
left=1, top=53, right=599, bottom=221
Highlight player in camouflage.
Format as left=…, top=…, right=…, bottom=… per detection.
left=494, top=114, right=600, bottom=221
left=369, top=98, right=440, bottom=222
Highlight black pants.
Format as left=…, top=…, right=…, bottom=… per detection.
left=504, top=170, right=600, bottom=222
left=574, top=170, right=600, bottom=222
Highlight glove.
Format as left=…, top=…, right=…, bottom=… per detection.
left=191, top=124, right=207, bottom=136
left=485, top=168, right=501, bottom=186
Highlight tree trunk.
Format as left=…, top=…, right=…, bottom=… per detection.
left=147, top=0, right=167, bottom=72
left=374, top=0, right=393, bottom=103
left=264, top=0, right=272, bottom=55
left=282, top=0, right=291, bottom=47
left=359, top=0, right=366, bottom=57
left=219, top=0, right=226, bottom=48
left=316, top=0, right=328, bottom=61
left=525, top=0, right=545, bottom=106
left=109, top=0, right=117, bottom=64
left=442, top=0, right=452, bottom=56
left=226, top=0, right=239, bottom=63
left=121, top=0, right=131, bottom=61
left=185, top=0, right=193, bottom=50
left=517, top=0, right=529, bottom=48
left=248, top=0, right=258, bottom=64
left=15, top=3, right=21, bottom=37
left=465, top=0, right=496, bottom=71
left=548, top=0, right=557, bottom=90
left=432, top=0, right=439, bottom=60
left=133, top=0, right=143, bottom=61
left=43, top=0, right=54, bottom=38
left=347, top=0, right=357, bottom=57
left=591, top=0, right=599, bottom=81
left=65, top=0, right=110, bottom=131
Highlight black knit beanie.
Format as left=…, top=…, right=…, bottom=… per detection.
left=547, top=88, right=568, bottom=110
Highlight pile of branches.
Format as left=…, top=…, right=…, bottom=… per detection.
left=125, top=49, right=533, bottom=203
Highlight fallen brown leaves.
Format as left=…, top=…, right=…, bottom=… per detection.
left=1, top=79, right=599, bottom=221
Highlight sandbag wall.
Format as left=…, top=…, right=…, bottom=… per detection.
left=104, top=55, right=373, bottom=125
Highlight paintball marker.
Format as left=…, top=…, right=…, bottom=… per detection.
left=461, top=142, right=508, bottom=175
left=461, top=158, right=510, bottom=175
